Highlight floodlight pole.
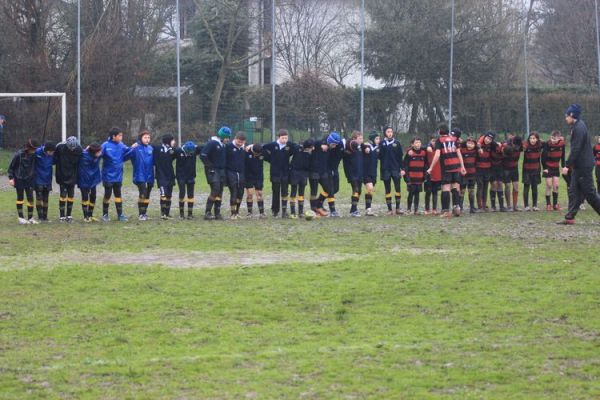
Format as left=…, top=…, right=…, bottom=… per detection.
left=448, top=0, right=455, bottom=131
left=271, top=0, right=276, bottom=141
left=595, top=0, right=600, bottom=95
left=176, top=0, right=182, bottom=145
left=360, top=0, right=365, bottom=134
left=523, top=2, right=531, bottom=137
left=77, top=0, right=81, bottom=142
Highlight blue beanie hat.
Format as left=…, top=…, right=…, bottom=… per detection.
left=217, top=126, right=232, bottom=139
left=565, top=104, right=582, bottom=119
left=182, top=141, right=196, bottom=154
left=327, top=132, right=342, bottom=145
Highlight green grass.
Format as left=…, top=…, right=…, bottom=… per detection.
left=0, top=150, right=599, bottom=399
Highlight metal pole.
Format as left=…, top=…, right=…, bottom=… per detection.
left=595, top=0, right=600, bottom=95
left=62, top=94, right=67, bottom=143
left=176, top=0, right=182, bottom=144
left=448, top=0, right=455, bottom=131
left=360, top=0, right=365, bottom=134
left=271, top=0, right=276, bottom=141
left=77, top=0, right=81, bottom=142
left=523, top=3, right=530, bottom=136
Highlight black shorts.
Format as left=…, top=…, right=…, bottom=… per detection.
left=330, top=172, right=340, bottom=194
left=460, top=176, right=476, bottom=189
left=15, top=179, right=34, bottom=190
left=205, top=168, right=226, bottom=185
left=290, top=171, right=308, bottom=186
left=522, top=172, right=541, bottom=186
left=34, top=184, right=53, bottom=192
left=441, top=171, right=462, bottom=185
left=476, top=170, right=491, bottom=184
left=424, top=180, right=441, bottom=192
left=363, top=175, right=377, bottom=185
left=408, top=183, right=423, bottom=193
left=270, top=175, right=289, bottom=184
left=502, top=169, right=519, bottom=183
left=226, top=171, right=245, bottom=188
left=380, top=170, right=400, bottom=181
left=543, top=168, right=560, bottom=178
left=103, top=182, right=122, bottom=189
left=490, top=166, right=504, bottom=182
left=245, top=175, right=264, bottom=190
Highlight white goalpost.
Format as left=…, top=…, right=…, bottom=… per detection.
left=0, top=92, right=67, bottom=142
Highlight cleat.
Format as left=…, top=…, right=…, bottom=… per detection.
left=556, top=219, right=575, bottom=225
left=187, top=215, right=194, bottom=220
left=365, top=208, right=376, bottom=217
left=118, top=215, right=129, bottom=222
left=513, top=207, right=521, bottom=212
left=258, top=213, right=267, bottom=219
left=395, top=208, right=405, bottom=215
left=28, top=218, right=39, bottom=225
left=281, top=211, right=290, bottom=219
left=452, top=206, right=461, bottom=217
left=89, top=216, right=99, bottom=222
left=440, top=211, right=453, bottom=218
left=230, top=214, right=239, bottom=220
left=532, top=206, right=540, bottom=211
left=385, top=210, right=394, bottom=216
left=83, top=217, right=91, bottom=223
left=138, top=214, right=148, bottom=221
left=523, top=206, right=531, bottom=211
left=66, top=216, right=73, bottom=223
left=246, top=212, right=253, bottom=219
left=204, top=212, right=215, bottom=221
left=214, top=214, right=224, bottom=221
left=350, top=211, right=361, bottom=217
left=314, top=208, right=329, bottom=217
left=499, top=207, right=509, bottom=212
left=289, top=213, right=298, bottom=220
left=329, top=211, right=340, bottom=218
left=102, top=214, right=110, bottom=222
left=272, top=212, right=279, bottom=218
left=59, top=217, right=67, bottom=223
left=18, top=217, right=29, bottom=225
left=469, top=207, right=477, bottom=214
left=546, top=204, right=553, bottom=211
left=554, top=204, right=561, bottom=211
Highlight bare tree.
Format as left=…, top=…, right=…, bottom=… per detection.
left=276, top=0, right=359, bottom=86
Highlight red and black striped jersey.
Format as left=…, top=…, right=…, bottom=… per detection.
left=435, top=135, right=461, bottom=173
left=490, top=143, right=504, bottom=167
left=502, top=143, right=522, bottom=170
left=542, top=139, right=565, bottom=170
left=476, top=138, right=493, bottom=170
left=404, top=148, right=428, bottom=185
left=523, top=142, right=542, bottom=172
left=461, top=146, right=477, bottom=178
left=593, top=143, right=600, bottom=167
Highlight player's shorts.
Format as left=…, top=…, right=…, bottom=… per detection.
left=543, top=168, right=560, bottom=178
left=522, top=172, right=541, bottom=186
left=502, top=169, right=519, bottom=183
left=441, top=171, right=462, bottom=185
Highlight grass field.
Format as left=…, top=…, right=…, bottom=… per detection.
left=0, top=149, right=599, bottom=399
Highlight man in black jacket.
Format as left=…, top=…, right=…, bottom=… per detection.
left=558, top=104, right=600, bottom=224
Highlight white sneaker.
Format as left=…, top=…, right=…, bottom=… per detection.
left=28, top=218, right=39, bottom=225
left=18, top=217, right=29, bottom=225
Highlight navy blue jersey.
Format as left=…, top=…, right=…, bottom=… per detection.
left=309, top=141, right=329, bottom=176
left=380, top=138, right=404, bottom=175
left=200, top=139, right=226, bottom=170
left=225, top=142, right=246, bottom=174
left=175, top=148, right=197, bottom=183
left=245, top=150, right=264, bottom=182
left=153, top=144, right=176, bottom=186
left=291, top=148, right=312, bottom=173
left=363, top=143, right=380, bottom=179
left=262, top=141, right=298, bottom=180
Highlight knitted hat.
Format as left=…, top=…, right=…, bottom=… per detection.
left=182, top=140, right=196, bottom=154
left=66, top=136, right=79, bottom=150
left=327, top=132, right=342, bottom=145
left=217, top=126, right=232, bottom=139
left=565, top=104, right=581, bottom=119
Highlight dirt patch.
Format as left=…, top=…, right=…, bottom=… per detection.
left=0, top=250, right=352, bottom=270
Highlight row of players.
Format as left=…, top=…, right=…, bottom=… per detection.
left=6, top=125, right=600, bottom=223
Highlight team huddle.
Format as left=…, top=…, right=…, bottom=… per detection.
left=6, top=123, right=600, bottom=224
